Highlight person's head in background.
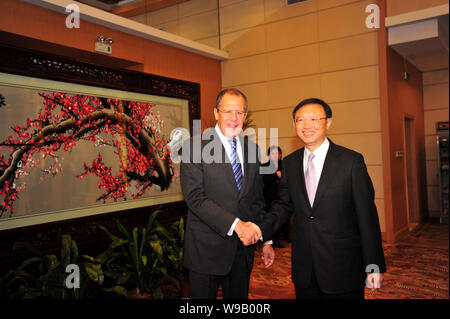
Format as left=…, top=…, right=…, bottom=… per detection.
left=267, top=145, right=282, bottom=164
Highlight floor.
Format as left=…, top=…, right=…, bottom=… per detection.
left=247, top=222, right=449, bottom=299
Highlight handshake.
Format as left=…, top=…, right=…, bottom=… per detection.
left=234, top=220, right=262, bottom=246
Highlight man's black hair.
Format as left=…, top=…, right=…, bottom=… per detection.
left=292, top=98, right=332, bottom=119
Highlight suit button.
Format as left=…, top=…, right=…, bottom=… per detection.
left=309, top=216, right=315, bottom=221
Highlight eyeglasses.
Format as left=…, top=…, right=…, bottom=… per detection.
left=294, top=117, right=327, bottom=126
left=218, top=109, right=247, bottom=117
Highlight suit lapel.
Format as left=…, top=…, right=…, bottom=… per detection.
left=297, top=148, right=306, bottom=195
left=312, top=141, right=339, bottom=209
left=296, top=148, right=312, bottom=214
left=208, top=131, right=249, bottom=196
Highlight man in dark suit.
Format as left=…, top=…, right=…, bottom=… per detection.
left=180, top=88, right=266, bottom=299
left=258, top=98, right=386, bottom=299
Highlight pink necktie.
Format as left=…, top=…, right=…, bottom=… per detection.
left=305, top=153, right=317, bottom=207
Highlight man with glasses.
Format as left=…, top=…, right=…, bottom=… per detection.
left=258, top=98, right=386, bottom=299
left=180, top=88, right=267, bottom=299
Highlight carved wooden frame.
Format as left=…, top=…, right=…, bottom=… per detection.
left=0, top=43, right=199, bottom=266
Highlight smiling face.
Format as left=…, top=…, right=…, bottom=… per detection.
left=293, top=103, right=332, bottom=152
left=214, top=92, right=247, bottom=139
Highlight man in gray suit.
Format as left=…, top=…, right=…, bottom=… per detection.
left=180, top=88, right=266, bottom=299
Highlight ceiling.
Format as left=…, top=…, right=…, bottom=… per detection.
left=388, top=13, right=449, bottom=72
left=89, top=0, right=123, bottom=4
left=74, top=1, right=450, bottom=72
left=77, top=0, right=138, bottom=11
left=78, top=0, right=190, bottom=16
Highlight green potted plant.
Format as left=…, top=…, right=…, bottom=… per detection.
left=1, top=209, right=187, bottom=299
left=163, top=216, right=188, bottom=297
left=100, top=208, right=175, bottom=298
left=2, top=234, right=105, bottom=299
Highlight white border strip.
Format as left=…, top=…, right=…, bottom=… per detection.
left=24, top=0, right=229, bottom=61
left=387, top=19, right=439, bottom=46
left=386, top=4, right=449, bottom=27
left=0, top=194, right=184, bottom=230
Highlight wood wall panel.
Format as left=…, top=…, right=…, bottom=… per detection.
left=220, top=0, right=387, bottom=234
left=386, top=0, right=449, bottom=17
left=385, top=46, right=427, bottom=238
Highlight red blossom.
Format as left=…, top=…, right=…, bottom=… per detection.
left=0, top=92, right=173, bottom=215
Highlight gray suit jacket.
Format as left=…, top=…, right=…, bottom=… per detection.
left=180, top=129, right=266, bottom=275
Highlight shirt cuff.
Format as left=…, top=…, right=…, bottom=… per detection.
left=228, top=218, right=240, bottom=236
left=263, top=240, right=273, bottom=246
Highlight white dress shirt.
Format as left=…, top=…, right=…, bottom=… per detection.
left=215, top=125, right=244, bottom=175
left=215, top=126, right=269, bottom=244
left=303, top=138, right=330, bottom=189
left=214, top=125, right=244, bottom=236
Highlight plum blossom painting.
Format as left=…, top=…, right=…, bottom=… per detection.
left=0, top=72, right=190, bottom=230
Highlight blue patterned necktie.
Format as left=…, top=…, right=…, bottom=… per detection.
left=228, top=138, right=243, bottom=191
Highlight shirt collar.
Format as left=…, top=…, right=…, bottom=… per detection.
left=215, top=124, right=241, bottom=145
left=304, top=138, right=330, bottom=160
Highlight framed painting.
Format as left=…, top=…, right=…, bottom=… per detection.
left=0, top=43, right=199, bottom=238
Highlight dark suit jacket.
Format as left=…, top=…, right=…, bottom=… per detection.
left=260, top=140, right=386, bottom=294
left=262, top=160, right=282, bottom=207
left=180, top=129, right=266, bottom=276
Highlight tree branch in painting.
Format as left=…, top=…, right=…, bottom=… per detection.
left=0, top=92, right=173, bottom=215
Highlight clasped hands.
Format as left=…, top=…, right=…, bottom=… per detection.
left=234, top=220, right=275, bottom=268
left=234, top=220, right=261, bottom=246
